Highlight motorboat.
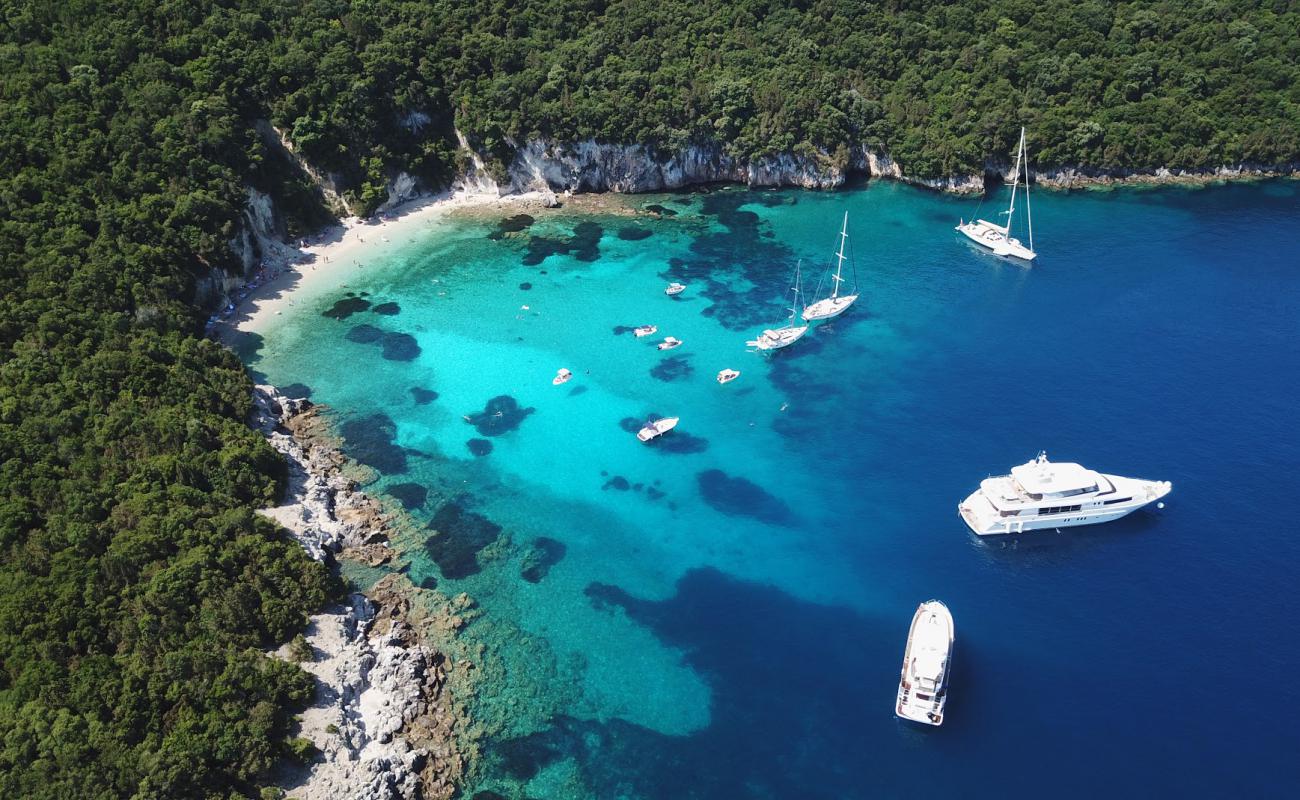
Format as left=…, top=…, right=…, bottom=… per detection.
left=747, top=260, right=809, bottom=351
left=802, top=211, right=859, bottom=321
left=657, top=336, right=683, bottom=351
left=552, top=368, right=572, bottom=386
left=956, top=126, right=1037, bottom=261
left=896, top=600, right=954, bottom=726
left=666, top=282, right=687, bottom=296
left=958, top=451, right=1172, bottom=535
left=634, top=324, right=658, bottom=337
left=716, top=369, right=740, bottom=384
left=636, top=417, right=679, bottom=442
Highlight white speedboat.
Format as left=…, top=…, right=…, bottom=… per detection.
left=896, top=600, right=954, bottom=727
left=636, top=417, right=679, bottom=442
left=716, top=368, right=740, bottom=384
left=666, top=282, right=686, bottom=296
left=552, top=368, right=572, bottom=386
left=802, top=211, right=859, bottom=321
left=747, top=261, right=809, bottom=351
left=657, top=336, right=683, bottom=351
left=634, top=324, right=658, bottom=338
left=959, top=452, right=1172, bottom=535
left=956, top=126, right=1037, bottom=262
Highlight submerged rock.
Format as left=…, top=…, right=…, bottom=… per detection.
left=464, top=395, right=535, bottom=436
left=426, top=500, right=503, bottom=579
left=520, top=537, right=567, bottom=583
left=696, top=468, right=793, bottom=526
left=388, top=482, right=428, bottom=510
left=373, top=301, right=401, bottom=315
left=410, top=387, right=439, bottom=405
left=323, top=295, right=372, bottom=319
left=467, top=438, right=493, bottom=457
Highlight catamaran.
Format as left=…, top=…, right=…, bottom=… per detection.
left=802, top=212, right=858, bottom=321
left=747, top=261, right=809, bottom=351
left=956, top=126, right=1037, bottom=261
left=896, top=600, right=954, bottom=727
left=959, top=452, right=1172, bottom=535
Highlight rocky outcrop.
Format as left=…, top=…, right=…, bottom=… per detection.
left=255, top=385, right=460, bottom=800
left=281, top=577, right=460, bottom=800
left=1034, top=161, right=1300, bottom=190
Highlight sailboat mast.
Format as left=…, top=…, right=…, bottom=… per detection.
left=1006, top=127, right=1023, bottom=238
left=832, top=211, right=848, bottom=298
left=788, top=260, right=802, bottom=327
left=1023, top=131, right=1034, bottom=252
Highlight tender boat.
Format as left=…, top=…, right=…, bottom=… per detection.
left=959, top=452, right=1172, bottom=535
left=716, top=368, right=740, bottom=384
left=657, top=336, right=683, bottom=351
left=634, top=324, right=658, bottom=338
left=896, top=600, right=954, bottom=727
left=747, top=260, right=809, bottom=351
left=956, top=126, right=1037, bottom=261
left=802, top=211, right=859, bottom=321
left=666, top=282, right=687, bottom=296
left=552, top=368, right=572, bottom=386
left=636, top=417, right=679, bottom=442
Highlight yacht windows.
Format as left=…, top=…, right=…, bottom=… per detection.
left=1036, top=505, right=1083, bottom=515
left=1102, top=497, right=1132, bottom=505
left=999, top=509, right=1020, bottom=517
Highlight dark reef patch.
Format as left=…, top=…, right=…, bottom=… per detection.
left=279, top=382, right=313, bottom=399
left=644, top=203, right=677, bottom=217
left=372, top=301, right=401, bottom=315
left=617, top=225, right=654, bottom=241
left=467, top=438, right=493, bottom=457
left=465, top=395, right=535, bottom=436
left=379, top=332, right=420, bottom=361
left=339, top=413, right=407, bottom=474
left=567, top=384, right=588, bottom=397
left=618, top=416, right=648, bottom=433
left=612, top=325, right=637, bottom=336
left=488, top=213, right=536, bottom=240
left=522, top=221, right=603, bottom=266
left=419, top=575, right=439, bottom=591
left=602, top=475, right=631, bottom=491
left=519, top=282, right=532, bottom=290
left=322, top=296, right=371, bottom=319
left=650, top=355, right=694, bottom=382
left=387, top=482, right=428, bottom=510
left=426, top=500, right=502, bottom=579
left=410, top=386, right=439, bottom=405
left=345, top=323, right=384, bottom=344
left=696, top=468, right=792, bottom=525
left=653, top=430, right=709, bottom=454
left=520, top=536, right=566, bottom=583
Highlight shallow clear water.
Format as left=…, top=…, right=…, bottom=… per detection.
left=245, top=180, right=1300, bottom=797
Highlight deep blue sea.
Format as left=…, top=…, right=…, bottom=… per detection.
left=242, top=179, right=1300, bottom=798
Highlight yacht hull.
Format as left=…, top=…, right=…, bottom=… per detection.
left=958, top=478, right=1172, bottom=536
left=956, top=221, right=1036, bottom=261
left=801, top=294, right=858, bottom=321
left=896, top=600, right=953, bottom=726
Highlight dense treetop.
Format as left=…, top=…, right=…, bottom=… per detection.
left=1, top=1, right=1296, bottom=797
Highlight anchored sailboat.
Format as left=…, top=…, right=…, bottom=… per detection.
left=956, top=126, right=1037, bottom=261
left=802, top=212, right=858, bottom=321
left=747, top=260, right=810, bottom=351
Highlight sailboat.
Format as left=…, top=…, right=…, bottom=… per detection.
left=747, top=260, right=810, bottom=351
left=956, top=126, right=1037, bottom=261
left=802, top=212, right=858, bottom=321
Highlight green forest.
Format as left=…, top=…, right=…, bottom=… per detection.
left=1, top=1, right=1297, bottom=797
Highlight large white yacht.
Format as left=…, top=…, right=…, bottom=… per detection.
left=956, top=126, right=1037, bottom=262
left=896, top=600, right=953, bottom=727
left=959, top=452, right=1171, bottom=535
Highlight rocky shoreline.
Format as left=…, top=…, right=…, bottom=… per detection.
left=255, top=386, right=466, bottom=800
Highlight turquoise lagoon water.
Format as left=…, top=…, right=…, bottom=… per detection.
left=242, top=180, right=1300, bottom=797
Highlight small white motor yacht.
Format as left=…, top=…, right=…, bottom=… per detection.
left=657, top=336, right=683, bottom=351
left=666, top=282, right=687, bottom=296
left=896, top=600, right=954, bottom=727
left=634, top=324, right=658, bottom=338
left=959, top=452, right=1172, bottom=535
left=636, top=417, right=679, bottom=442
left=552, top=368, right=572, bottom=386
left=716, top=369, right=740, bottom=384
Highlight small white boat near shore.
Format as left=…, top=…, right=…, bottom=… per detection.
left=636, top=417, right=679, bottom=442
left=665, top=282, right=686, bottom=296
left=657, top=336, right=682, bottom=351
left=634, top=324, right=658, bottom=338
left=552, top=368, right=572, bottom=386
left=896, top=600, right=954, bottom=727
left=958, top=452, right=1172, bottom=535
left=716, top=369, right=740, bottom=384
